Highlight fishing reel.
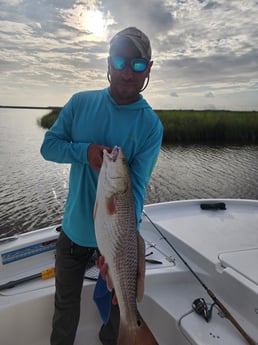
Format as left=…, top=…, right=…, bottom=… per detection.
left=192, top=298, right=215, bottom=322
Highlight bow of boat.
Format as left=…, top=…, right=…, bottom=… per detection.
left=0, top=199, right=257, bottom=345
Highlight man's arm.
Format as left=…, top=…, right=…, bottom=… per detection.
left=40, top=96, right=110, bottom=169
left=130, top=118, right=163, bottom=228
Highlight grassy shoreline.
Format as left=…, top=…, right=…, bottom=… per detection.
left=40, top=109, right=258, bottom=145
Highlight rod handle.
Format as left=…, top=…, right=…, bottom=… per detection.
left=208, top=289, right=257, bottom=345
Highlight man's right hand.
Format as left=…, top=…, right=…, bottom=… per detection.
left=96, top=255, right=118, bottom=304
left=96, top=255, right=109, bottom=280
left=87, top=144, right=111, bottom=172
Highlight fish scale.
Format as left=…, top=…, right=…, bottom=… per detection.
left=103, top=187, right=138, bottom=319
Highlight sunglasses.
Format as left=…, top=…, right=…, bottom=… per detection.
left=109, top=56, right=149, bottom=73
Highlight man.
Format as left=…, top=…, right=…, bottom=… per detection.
left=40, top=26, right=163, bottom=345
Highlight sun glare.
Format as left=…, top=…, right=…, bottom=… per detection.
left=84, top=10, right=106, bottom=36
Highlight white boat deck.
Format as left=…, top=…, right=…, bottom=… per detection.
left=0, top=199, right=257, bottom=345
left=144, top=199, right=258, bottom=279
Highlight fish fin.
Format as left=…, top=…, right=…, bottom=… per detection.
left=136, top=232, right=146, bottom=302
left=118, top=312, right=159, bottom=345
left=93, top=201, right=98, bottom=220
left=105, top=195, right=116, bottom=215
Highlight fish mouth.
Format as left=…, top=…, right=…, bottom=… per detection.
left=105, top=146, right=120, bottom=162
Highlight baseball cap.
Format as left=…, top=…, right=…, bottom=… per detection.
left=110, top=27, right=152, bottom=60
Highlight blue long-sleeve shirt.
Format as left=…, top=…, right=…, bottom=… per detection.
left=40, top=88, right=163, bottom=247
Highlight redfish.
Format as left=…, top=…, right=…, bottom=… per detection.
left=94, top=146, right=158, bottom=345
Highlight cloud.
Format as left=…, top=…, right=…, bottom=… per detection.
left=101, top=0, right=174, bottom=34
left=0, top=0, right=258, bottom=110
left=205, top=92, right=214, bottom=98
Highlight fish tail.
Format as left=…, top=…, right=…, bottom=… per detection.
left=118, top=313, right=159, bottom=345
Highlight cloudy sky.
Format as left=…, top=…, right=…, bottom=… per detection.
left=1, top=0, right=258, bottom=110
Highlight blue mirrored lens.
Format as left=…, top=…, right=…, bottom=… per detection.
left=110, top=56, right=148, bottom=72
left=110, top=56, right=125, bottom=70
left=131, top=59, right=148, bottom=72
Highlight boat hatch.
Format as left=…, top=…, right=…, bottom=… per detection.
left=219, top=249, right=258, bottom=285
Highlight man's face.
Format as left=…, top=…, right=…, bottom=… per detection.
left=108, top=39, right=152, bottom=105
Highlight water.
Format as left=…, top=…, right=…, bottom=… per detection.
left=147, top=144, right=258, bottom=203
left=1, top=110, right=258, bottom=238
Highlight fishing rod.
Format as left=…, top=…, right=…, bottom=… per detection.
left=0, top=267, right=55, bottom=291
left=0, top=105, right=61, bottom=110
left=0, top=265, right=99, bottom=291
left=143, top=210, right=257, bottom=345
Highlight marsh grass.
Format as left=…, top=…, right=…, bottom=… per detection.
left=39, top=109, right=60, bottom=129
left=157, top=109, right=258, bottom=144
left=40, top=109, right=258, bottom=145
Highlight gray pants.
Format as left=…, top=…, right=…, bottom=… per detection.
left=50, top=231, right=119, bottom=345
left=50, top=231, right=96, bottom=345
left=99, top=304, right=120, bottom=345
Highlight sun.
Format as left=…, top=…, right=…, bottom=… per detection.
left=84, top=10, right=106, bottom=36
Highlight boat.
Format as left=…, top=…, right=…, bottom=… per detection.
left=0, top=198, right=257, bottom=345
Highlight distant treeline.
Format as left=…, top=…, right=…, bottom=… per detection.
left=40, top=108, right=258, bottom=145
